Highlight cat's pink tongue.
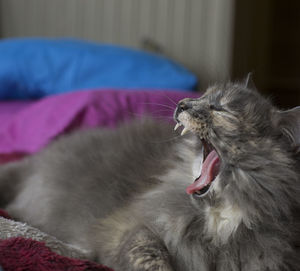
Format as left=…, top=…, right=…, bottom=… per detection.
left=186, top=150, right=220, bottom=194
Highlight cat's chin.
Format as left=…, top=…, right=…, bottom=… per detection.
left=192, top=182, right=212, bottom=198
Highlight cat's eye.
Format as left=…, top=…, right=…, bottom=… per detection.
left=209, top=104, right=223, bottom=111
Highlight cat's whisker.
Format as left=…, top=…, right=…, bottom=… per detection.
left=127, top=114, right=174, bottom=121
left=122, top=110, right=171, bottom=118
left=140, top=102, right=175, bottom=110
left=159, top=93, right=179, bottom=106
left=141, top=134, right=183, bottom=144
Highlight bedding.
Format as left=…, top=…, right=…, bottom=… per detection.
left=0, top=236, right=112, bottom=271
left=0, top=89, right=199, bottom=270
left=0, top=38, right=197, bottom=99
left=0, top=89, right=199, bottom=157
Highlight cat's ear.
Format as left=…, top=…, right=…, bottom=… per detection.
left=276, top=106, right=300, bottom=152
left=244, top=72, right=257, bottom=90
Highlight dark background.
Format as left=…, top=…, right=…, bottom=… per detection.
left=232, top=0, right=300, bottom=108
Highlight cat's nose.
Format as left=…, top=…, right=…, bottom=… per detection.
left=174, top=99, right=193, bottom=121
left=177, top=101, right=190, bottom=113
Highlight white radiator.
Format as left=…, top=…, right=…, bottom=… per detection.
left=0, top=0, right=234, bottom=87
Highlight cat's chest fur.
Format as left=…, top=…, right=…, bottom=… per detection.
left=204, top=200, right=244, bottom=245
left=155, top=200, right=244, bottom=244
left=150, top=203, right=244, bottom=270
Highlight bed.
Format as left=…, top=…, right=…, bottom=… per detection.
left=0, top=38, right=199, bottom=270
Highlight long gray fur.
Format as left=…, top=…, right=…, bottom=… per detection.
left=0, top=81, right=299, bottom=270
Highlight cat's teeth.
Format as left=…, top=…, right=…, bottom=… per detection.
left=181, top=127, right=189, bottom=136
left=174, top=123, right=182, bottom=131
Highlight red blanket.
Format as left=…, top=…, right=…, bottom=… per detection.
left=0, top=210, right=114, bottom=271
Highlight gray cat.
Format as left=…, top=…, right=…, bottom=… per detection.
left=1, top=80, right=299, bottom=270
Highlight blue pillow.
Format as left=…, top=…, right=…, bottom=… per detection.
left=0, top=38, right=197, bottom=99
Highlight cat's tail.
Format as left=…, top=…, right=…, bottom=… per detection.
left=0, top=160, right=27, bottom=208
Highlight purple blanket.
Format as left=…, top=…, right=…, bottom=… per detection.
left=0, top=89, right=199, bottom=157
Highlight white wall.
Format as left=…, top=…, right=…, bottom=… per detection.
left=0, top=0, right=235, bottom=87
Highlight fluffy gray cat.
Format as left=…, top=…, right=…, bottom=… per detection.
left=1, top=80, right=299, bottom=270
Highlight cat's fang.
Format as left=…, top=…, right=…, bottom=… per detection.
left=181, top=127, right=189, bottom=136
left=174, top=123, right=182, bottom=131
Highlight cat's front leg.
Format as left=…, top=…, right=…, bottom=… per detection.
left=117, top=226, right=173, bottom=271
left=93, top=208, right=174, bottom=271
left=96, top=224, right=174, bottom=271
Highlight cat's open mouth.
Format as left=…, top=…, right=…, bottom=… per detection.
left=189, top=141, right=220, bottom=197
left=175, top=124, right=220, bottom=197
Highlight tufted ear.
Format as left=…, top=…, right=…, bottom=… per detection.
left=244, top=72, right=257, bottom=90
left=276, top=106, right=300, bottom=153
